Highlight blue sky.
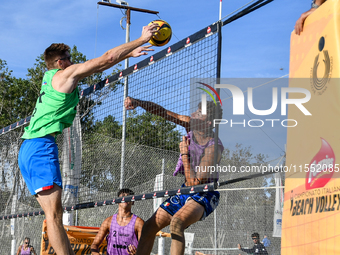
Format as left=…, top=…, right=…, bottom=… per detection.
left=0, top=0, right=309, bottom=79
left=0, top=0, right=312, bottom=162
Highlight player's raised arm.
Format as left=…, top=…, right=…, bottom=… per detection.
left=51, top=23, right=158, bottom=94
left=124, top=96, right=190, bottom=131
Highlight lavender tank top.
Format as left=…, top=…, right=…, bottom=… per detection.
left=21, top=246, right=31, bottom=255
left=173, top=131, right=224, bottom=182
left=107, top=214, right=138, bottom=255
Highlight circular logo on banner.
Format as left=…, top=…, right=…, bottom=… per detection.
left=310, top=37, right=332, bottom=95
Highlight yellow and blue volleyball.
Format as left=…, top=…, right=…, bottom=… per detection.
left=148, top=20, right=172, bottom=47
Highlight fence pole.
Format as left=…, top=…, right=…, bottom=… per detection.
left=10, top=194, right=17, bottom=255
left=120, top=7, right=130, bottom=189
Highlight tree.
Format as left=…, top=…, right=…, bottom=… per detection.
left=221, top=143, right=267, bottom=167
left=0, top=60, right=36, bottom=127
left=125, top=110, right=181, bottom=151
left=80, top=111, right=182, bottom=194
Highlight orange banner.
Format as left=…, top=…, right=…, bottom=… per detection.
left=40, top=220, right=107, bottom=254
left=283, top=0, right=340, bottom=254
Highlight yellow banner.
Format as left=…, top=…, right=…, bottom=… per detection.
left=40, top=220, right=107, bottom=254
left=283, top=0, right=340, bottom=254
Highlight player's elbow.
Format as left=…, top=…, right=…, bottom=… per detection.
left=90, top=52, right=117, bottom=74
left=101, top=51, right=119, bottom=68
left=106, top=49, right=127, bottom=65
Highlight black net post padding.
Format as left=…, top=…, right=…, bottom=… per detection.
left=213, top=20, right=223, bottom=190
left=222, top=0, right=274, bottom=27
left=0, top=183, right=215, bottom=221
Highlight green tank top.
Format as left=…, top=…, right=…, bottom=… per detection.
left=22, top=69, right=79, bottom=139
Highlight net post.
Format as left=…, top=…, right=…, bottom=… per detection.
left=213, top=20, right=223, bottom=254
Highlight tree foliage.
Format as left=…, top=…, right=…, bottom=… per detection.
left=80, top=111, right=182, bottom=194
left=221, top=143, right=267, bottom=167
left=125, top=110, right=182, bottom=151
left=0, top=60, right=36, bottom=127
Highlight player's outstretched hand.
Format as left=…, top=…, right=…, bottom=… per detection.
left=238, top=244, right=241, bottom=250
left=131, top=45, right=154, bottom=58
left=141, top=22, right=160, bottom=44
left=124, top=96, right=138, bottom=110
left=295, top=8, right=316, bottom=35
left=127, top=244, right=137, bottom=255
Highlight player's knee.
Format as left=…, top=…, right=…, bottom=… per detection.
left=45, top=206, right=63, bottom=223
left=169, top=216, right=185, bottom=235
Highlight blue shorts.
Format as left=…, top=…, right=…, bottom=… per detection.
left=160, top=187, right=220, bottom=221
left=18, top=135, right=62, bottom=195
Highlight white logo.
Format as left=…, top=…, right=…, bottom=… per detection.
left=215, top=85, right=311, bottom=116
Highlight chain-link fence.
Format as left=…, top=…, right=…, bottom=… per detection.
left=0, top=128, right=284, bottom=254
